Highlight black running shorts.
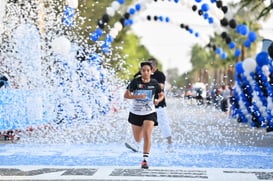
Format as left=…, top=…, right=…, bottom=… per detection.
left=128, top=112, right=158, bottom=126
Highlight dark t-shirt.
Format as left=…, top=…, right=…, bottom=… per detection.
left=152, top=70, right=167, bottom=108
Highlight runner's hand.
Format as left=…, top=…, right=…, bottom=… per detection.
left=137, top=94, right=146, bottom=99
left=154, top=99, right=160, bottom=105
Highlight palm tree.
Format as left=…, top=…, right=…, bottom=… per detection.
left=189, top=44, right=212, bottom=83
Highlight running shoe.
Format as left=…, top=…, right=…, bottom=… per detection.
left=125, top=142, right=139, bottom=152
left=141, top=160, right=149, bottom=169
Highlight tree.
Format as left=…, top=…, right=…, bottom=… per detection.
left=183, top=1, right=265, bottom=86
left=113, top=31, right=151, bottom=80
left=239, top=0, right=273, bottom=20
left=72, top=0, right=153, bottom=79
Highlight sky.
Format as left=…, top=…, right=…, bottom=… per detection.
left=131, top=0, right=273, bottom=74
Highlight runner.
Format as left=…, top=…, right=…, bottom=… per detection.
left=129, top=58, right=173, bottom=148
left=149, top=58, right=173, bottom=146
left=124, top=61, right=164, bottom=169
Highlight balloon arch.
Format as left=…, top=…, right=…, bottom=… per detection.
left=0, top=0, right=272, bottom=134
left=85, top=0, right=271, bottom=132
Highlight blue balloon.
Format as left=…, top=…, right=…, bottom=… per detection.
left=216, top=47, right=222, bottom=54
left=236, top=24, right=242, bottom=34
left=95, top=28, right=103, bottom=37
left=201, top=3, right=209, bottom=12
left=235, top=62, right=244, bottom=74
left=195, top=32, right=199, bottom=37
left=124, top=19, right=133, bottom=26
left=203, top=13, right=209, bottom=19
left=221, top=52, right=227, bottom=59
left=64, top=6, right=74, bottom=16
left=234, top=49, right=241, bottom=57
left=248, top=31, right=257, bottom=42
left=229, top=41, right=236, bottom=49
left=90, top=53, right=102, bottom=65
left=117, top=0, right=125, bottom=4
left=211, top=0, right=216, bottom=2
left=165, top=17, right=170, bottom=23
left=195, top=0, right=202, bottom=3
left=208, top=17, right=214, bottom=24
left=63, top=17, right=73, bottom=26
left=90, top=33, right=99, bottom=41
left=244, top=39, right=251, bottom=48
left=90, top=28, right=103, bottom=41
left=135, top=4, right=141, bottom=11
left=103, top=39, right=111, bottom=47
left=159, top=16, right=164, bottom=21
left=189, top=28, right=193, bottom=34
left=124, top=19, right=131, bottom=26
left=102, top=45, right=110, bottom=54
left=174, top=0, right=179, bottom=3
left=256, top=52, right=269, bottom=67
left=106, top=34, right=113, bottom=43
left=63, top=5, right=74, bottom=26
left=240, top=25, right=249, bottom=36
left=129, top=8, right=135, bottom=15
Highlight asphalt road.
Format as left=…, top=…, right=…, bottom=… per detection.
left=0, top=97, right=273, bottom=180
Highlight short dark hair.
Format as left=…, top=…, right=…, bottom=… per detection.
left=140, top=61, right=153, bottom=69
left=148, top=57, right=157, bottom=67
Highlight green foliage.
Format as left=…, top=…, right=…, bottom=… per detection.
left=175, top=72, right=194, bottom=89
left=239, top=0, right=272, bottom=20
left=178, top=1, right=265, bottom=88
left=74, top=0, right=153, bottom=80
left=190, top=44, right=210, bottom=71
left=117, top=31, right=152, bottom=80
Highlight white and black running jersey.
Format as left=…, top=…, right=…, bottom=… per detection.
left=127, top=77, right=162, bottom=115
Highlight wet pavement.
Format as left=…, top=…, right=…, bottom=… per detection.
left=0, top=166, right=273, bottom=180
left=0, top=98, right=273, bottom=180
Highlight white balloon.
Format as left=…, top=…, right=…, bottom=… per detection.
left=243, top=58, right=256, bottom=73
left=51, top=36, right=71, bottom=56
left=66, top=0, right=78, bottom=8
left=186, top=0, right=194, bottom=8
left=215, top=8, right=224, bottom=20
left=114, top=22, right=123, bottom=31
left=262, top=65, right=269, bottom=76
left=200, top=35, right=210, bottom=47
left=106, top=7, right=115, bottom=17
left=268, top=99, right=273, bottom=107
left=111, top=1, right=120, bottom=11
left=139, top=4, right=147, bottom=11
left=171, top=19, right=179, bottom=26
left=241, top=109, right=248, bottom=115
left=138, top=0, right=146, bottom=4
left=180, top=0, right=186, bottom=5
left=213, top=22, right=223, bottom=34
left=109, top=28, right=118, bottom=39
left=210, top=6, right=217, bottom=17
left=137, top=0, right=147, bottom=10
left=256, top=101, right=262, bottom=108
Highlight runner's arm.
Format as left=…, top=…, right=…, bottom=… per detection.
left=154, top=91, right=164, bottom=106
left=124, top=89, right=146, bottom=99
